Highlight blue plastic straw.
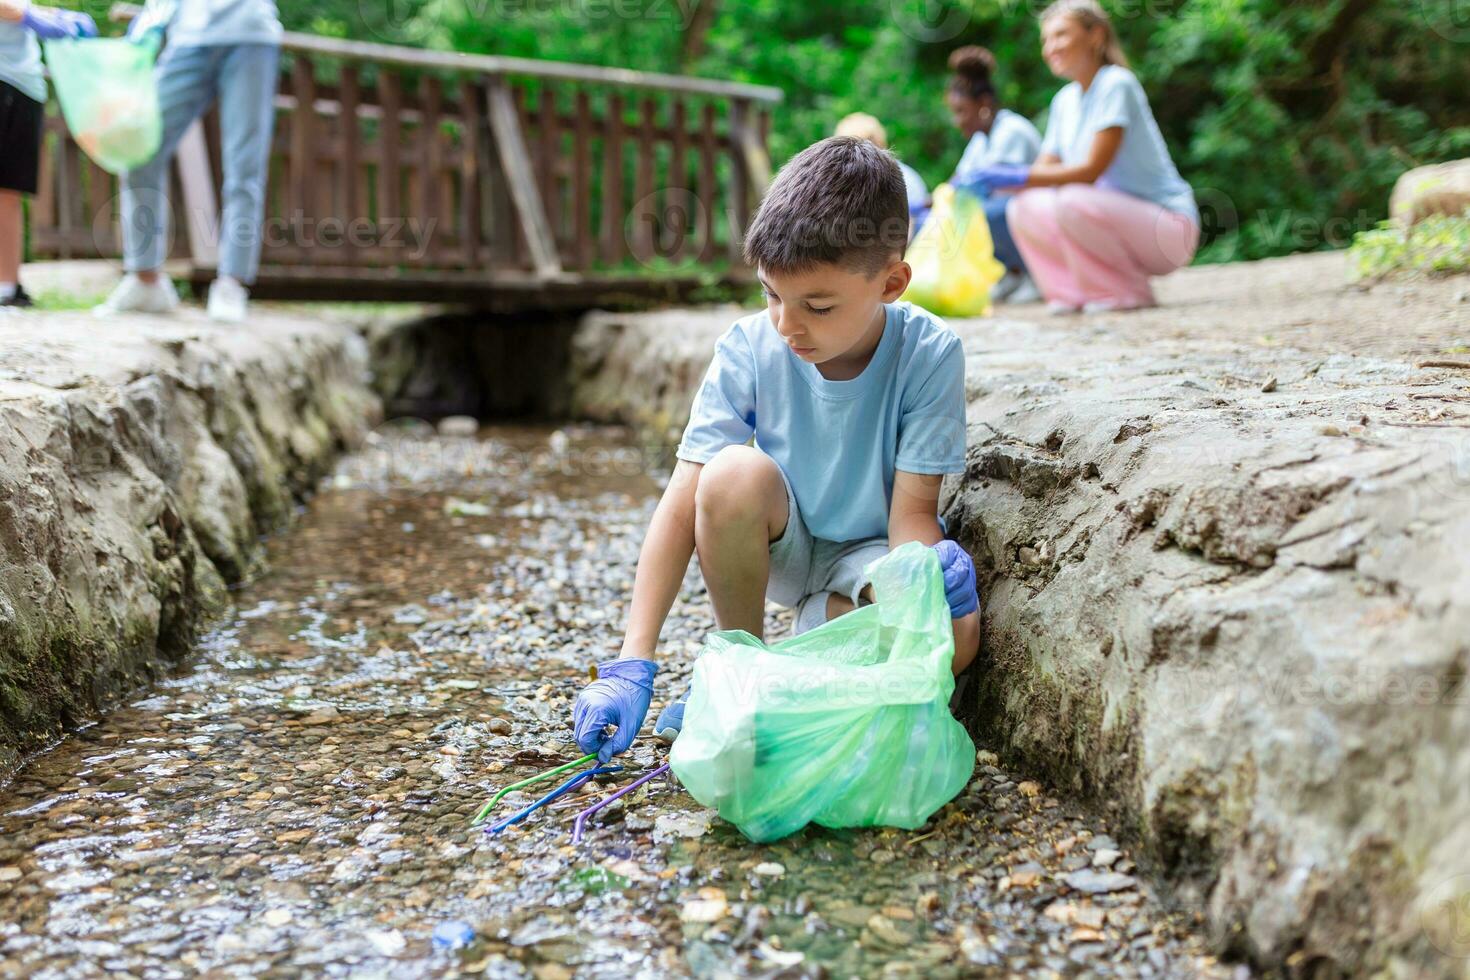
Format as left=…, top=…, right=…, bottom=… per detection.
left=483, top=764, right=623, bottom=835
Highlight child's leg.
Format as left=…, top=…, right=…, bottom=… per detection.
left=214, top=44, right=280, bottom=285
left=692, top=444, right=792, bottom=639
left=0, top=191, right=20, bottom=289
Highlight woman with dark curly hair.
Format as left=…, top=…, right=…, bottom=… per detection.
left=944, top=45, right=1041, bottom=304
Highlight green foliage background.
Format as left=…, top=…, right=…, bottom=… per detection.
left=84, top=0, right=1470, bottom=263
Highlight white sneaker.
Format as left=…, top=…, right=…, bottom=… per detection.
left=207, top=276, right=249, bottom=323
left=1007, top=275, right=1042, bottom=305
left=991, top=271, right=1021, bottom=303
left=1046, top=300, right=1080, bottom=316
left=93, top=274, right=179, bottom=317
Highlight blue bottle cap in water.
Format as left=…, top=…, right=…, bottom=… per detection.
left=431, top=920, right=476, bottom=950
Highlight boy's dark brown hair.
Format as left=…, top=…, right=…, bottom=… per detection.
left=742, top=136, right=910, bottom=277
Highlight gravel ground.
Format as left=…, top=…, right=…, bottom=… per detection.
left=0, top=424, right=1247, bottom=978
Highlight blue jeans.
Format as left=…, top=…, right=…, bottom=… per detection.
left=122, top=43, right=279, bottom=284
left=983, top=193, right=1025, bottom=274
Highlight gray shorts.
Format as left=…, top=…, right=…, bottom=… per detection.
left=767, top=465, right=890, bottom=636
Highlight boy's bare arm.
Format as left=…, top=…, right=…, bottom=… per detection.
left=0, top=1, right=25, bottom=23
left=889, top=471, right=947, bottom=549
left=619, top=459, right=703, bottom=660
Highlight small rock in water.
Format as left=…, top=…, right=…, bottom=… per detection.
left=1092, top=848, right=1122, bottom=868
left=1063, top=869, right=1137, bottom=894
left=393, top=604, right=429, bottom=625
left=653, top=810, right=712, bottom=841
left=437, top=416, right=479, bottom=437
left=680, top=896, right=728, bottom=923
left=864, top=913, right=913, bottom=947
left=444, top=497, right=491, bottom=517
left=752, top=862, right=785, bottom=878
left=431, top=920, right=476, bottom=951
left=263, top=908, right=292, bottom=927
left=367, top=929, right=407, bottom=955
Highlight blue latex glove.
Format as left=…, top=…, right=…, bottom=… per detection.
left=957, top=163, right=1030, bottom=198
left=653, top=686, right=689, bottom=743
left=21, top=3, right=98, bottom=39
left=933, top=540, right=979, bottom=619
left=573, top=657, right=658, bottom=762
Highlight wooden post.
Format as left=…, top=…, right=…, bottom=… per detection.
left=631, top=95, right=657, bottom=260
left=537, top=85, right=560, bottom=252
left=599, top=91, right=625, bottom=267
left=175, top=121, right=220, bottom=269
left=457, top=79, right=482, bottom=267
left=485, top=76, right=563, bottom=278
left=290, top=55, right=318, bottom=235
left=668, top=98, right=688, bottom=261
left=339, top=65, right=361, bottom=266
left=377, top=69, right=402, bottom=238
left=573, top=90, right=593, bottom=270
left=420, top=76, right=443, bottom=265
left=697, top=101, right=717, bottom=263
left=726, top=99, right=748, bottom=264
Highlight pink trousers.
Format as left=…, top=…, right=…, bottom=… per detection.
left=1008, top=185, right=1200, bottom=308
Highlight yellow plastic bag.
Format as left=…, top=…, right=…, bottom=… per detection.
left=43, top=37, right=162, bottom=175
left=903, top=183, right=1005, bottom=317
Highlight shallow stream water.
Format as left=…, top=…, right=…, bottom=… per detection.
left=0, top=424, right=1243, bottom=979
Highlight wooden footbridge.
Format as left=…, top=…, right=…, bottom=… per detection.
left=28, top=9, right=780, bottom=308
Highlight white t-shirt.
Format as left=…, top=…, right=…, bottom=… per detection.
left=1039, top=65, right=1196, bottom=221
left=0, top=22, right=45, bottom=104
left=951, top=108, right=1041, bottom=184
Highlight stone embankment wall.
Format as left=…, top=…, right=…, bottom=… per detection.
left=564, top=253, right=1470, bottom=978
left=0, top=312, right=380, bottom=775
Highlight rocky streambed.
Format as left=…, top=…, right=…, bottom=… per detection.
left=0, top=424, right=1235, bottom=978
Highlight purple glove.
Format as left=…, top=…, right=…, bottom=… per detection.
left=959, top=163, right=1030, bottom=197
left=21, top=3, right=98, bottom=39
left=573, top=657, right=658, bottom=762
left=933, top=540, right=979, bottom=619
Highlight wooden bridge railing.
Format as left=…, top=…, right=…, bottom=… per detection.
left=28, top=10, right=781, bottom=304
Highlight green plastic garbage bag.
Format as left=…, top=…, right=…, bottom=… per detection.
left=43, top=37, right=162, bottom=175
left=903, top=183, right=1005, bottom=317
left=670, top=541, right=976, bottom=842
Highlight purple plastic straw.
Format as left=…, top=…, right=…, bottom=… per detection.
left=571, top=763, right=672, bottom=844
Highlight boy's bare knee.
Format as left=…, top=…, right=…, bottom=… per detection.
left=694, top=445, right=786, bottom=538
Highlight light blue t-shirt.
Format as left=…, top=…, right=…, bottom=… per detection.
left=898, top=161, right=928, bottom=213
left=140, top=0, right=282, bottom=47
left=952, top=108, right=1041, bottom=183
left=0, top=22, right=45, bottom=104
left=676, top=301, right=967, bottom=544
left=1039, top=65, right=1196, bottom=222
